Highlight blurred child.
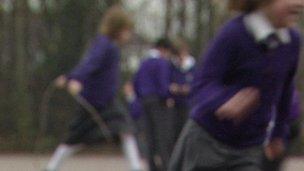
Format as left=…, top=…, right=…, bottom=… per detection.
left=133, top=38, right=175, bottom=171
left=45, top=6, right=144, bottom=171
left=169, top=0, right=303, bottom=170
left=123, top=82, right=147, bottom=160
left=170, top=39, right=196, bottom=142
left=262, top=90, right=302, bottom=171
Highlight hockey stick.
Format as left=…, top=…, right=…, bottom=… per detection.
left=38, top=81, right=113, bottom=144
left=71, top=94, right=113, bottom=142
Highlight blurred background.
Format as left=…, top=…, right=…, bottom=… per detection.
left=0, top=0, right=304, bottom=163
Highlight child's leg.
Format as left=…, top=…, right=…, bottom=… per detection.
left=226, top=140, right=264, bottom=171
left=135, top=118, right=148, bottom=160
left=45, top=107, right=98, bottom=171
left=143, top=111, right=158, bottom=171
left=45, top=143, right=83, bottom=171
left=120, top=132, right=144, bottom=171
left=169, top=120, right=227, bottom=171
left=152, top=103, right=175, bottom=170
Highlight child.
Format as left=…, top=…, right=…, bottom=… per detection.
left=123, top=81, right=147, bottom=160
left=45, top=6, right=143, bottom=171
left=169, top=0, right=303, bottom=170
left=170, top=39, right=196, bottom=142
left=133, top=38, right=175, bottom=171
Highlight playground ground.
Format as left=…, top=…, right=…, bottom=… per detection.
left=0, top=153, right=304, bottom=171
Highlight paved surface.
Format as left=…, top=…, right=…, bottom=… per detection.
left=0, top=154, right=303, bottom=171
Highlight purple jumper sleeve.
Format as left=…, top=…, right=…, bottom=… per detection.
left=288, top=91, right=301, bottom=122
left=68, top=39, right=107, bottom=83
left=158, top=59, right=171, bottom=99
left=271, top=33, right=301, bottom=140
left=271, top=74, right=296, bottom=140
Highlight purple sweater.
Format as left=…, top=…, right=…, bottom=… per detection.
left=68, top=35, right=120, bottom=109
left=190, top=16, right=301, bottom=148
left=288, top=91, right=301, bottom=123
left=128, top=99, right=144, bottom=120
left=170, top=62, right=195, bottom=106
left=133, top=56, right=171, bottom=100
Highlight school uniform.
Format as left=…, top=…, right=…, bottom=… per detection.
left=169, top=12, right=301, bottom=171
left=262, top=91, right=301, bottom=171
left=170, top=57, right=196, bottom=142
left=65, top=34, right=130, bottom=145
left=133, top=49, right=174, bottom=171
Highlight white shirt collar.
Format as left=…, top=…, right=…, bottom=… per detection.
left=146, top=49, right=161, bottom=59
left=244, top=11, right=291, bottom=44
left=181, top=56, right=195, bottom=72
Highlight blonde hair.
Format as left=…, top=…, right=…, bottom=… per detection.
left=100, top=6, right=134, bottom=39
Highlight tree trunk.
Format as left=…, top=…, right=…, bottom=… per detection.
left=192, top=0, right=204, bottom=57
left=178, top=0, right=187, bottom=38
left=207, top=1, right=216, bottom=40
left=106, top=0, right=122, bottom=6
left=13, top=0, right=32, bottom=144
left=164, top=0, right=173, bottom=37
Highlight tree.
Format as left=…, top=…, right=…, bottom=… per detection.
left=13, top=0, right=33, bottom=145
left=178, top=0, right=187, bottom=38
left=164, top=0, right=173, bottom=37
left=192, top=0, right=204, bottom=57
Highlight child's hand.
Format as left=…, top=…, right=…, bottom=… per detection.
left=215, top=87, right=260, bottom=124
left=166, top=98, right=175, bottom=108
left=67, top=79, right=83, bottom=96
left=265, top=138, right=285, bottom=161
left=123, top=82, right=135, bottom=102
left=169, top=83, right=180, bottom=95
left=123, top=82, right=134, bottom=97
left=54, top=75, right=67, bottom=89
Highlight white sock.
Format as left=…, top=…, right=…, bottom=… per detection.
left=46, top=144, right=83, bottom=171
left=121, top=133, right=143, bottom=170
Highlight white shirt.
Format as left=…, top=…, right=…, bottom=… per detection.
left=181, top=56, right=196, bottom=72
left=146, top=49, right=161, bottom=59
left=244, top=11, right=291, bottom=44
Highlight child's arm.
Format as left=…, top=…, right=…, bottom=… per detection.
left=271, top=73, right=296, bottom=140
left=266, top=78, right=295, bottom=161
left=68, top=38, right=108, bottom=83
left=158, top=60, right=172, bottom=99
left=271, top=31, right=301, bottom=141
left=193, top=23, right=259, bottom=122
left=215, top=87, right=260, bottom=124
left=267, top=32, right=301, bottom=160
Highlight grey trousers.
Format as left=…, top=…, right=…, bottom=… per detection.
left=168, top=120, right=264, bottom=171
left=142, top=96, right=175, bottom=171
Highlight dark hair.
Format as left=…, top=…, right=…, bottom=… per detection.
left=229, top=0, right=273, bottom=13
left=173, top=37, right=190, bottom=55
left=154, top=38, right=173, bottom=50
